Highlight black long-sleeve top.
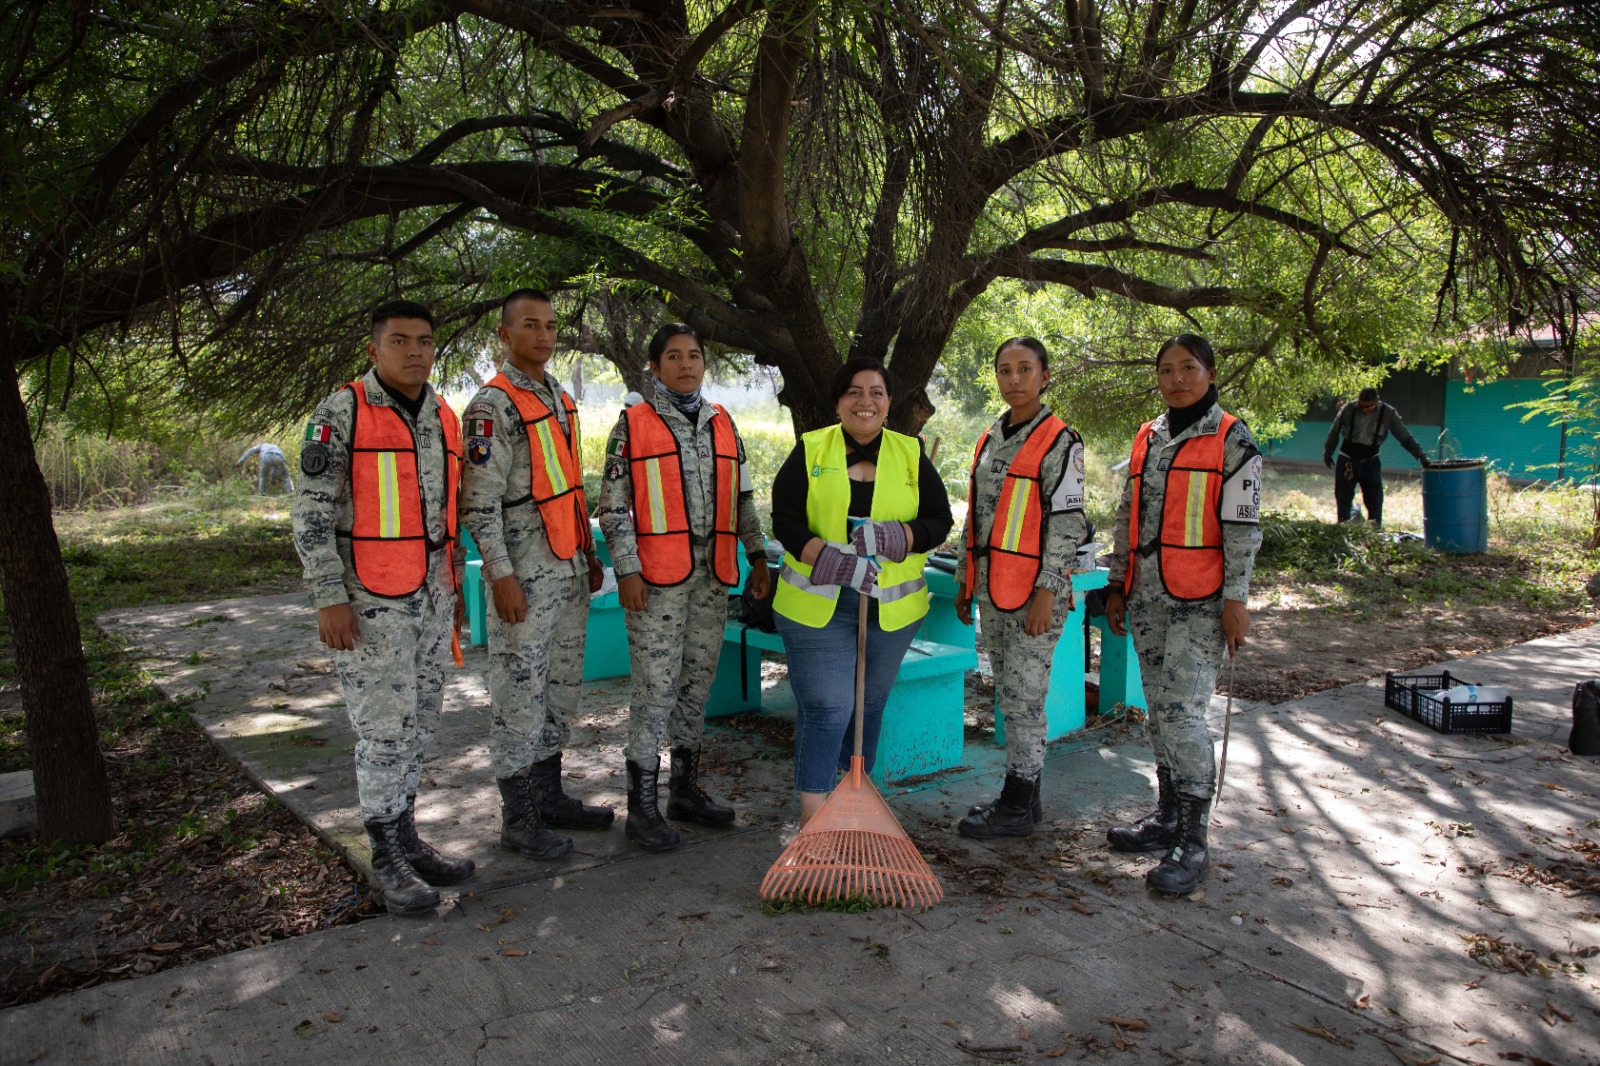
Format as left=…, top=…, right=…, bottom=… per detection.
left=770, top=431, right=954, bottom=555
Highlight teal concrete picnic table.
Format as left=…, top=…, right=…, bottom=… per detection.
left=460, top=527, right=1144, bottom=784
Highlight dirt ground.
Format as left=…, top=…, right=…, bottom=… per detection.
left=1231, top=577, right=1595, bottom=705
left=2, top=569, right=1595, bottom=1008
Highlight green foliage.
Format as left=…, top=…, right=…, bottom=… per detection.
left=759, top=892, right=884, bottom=915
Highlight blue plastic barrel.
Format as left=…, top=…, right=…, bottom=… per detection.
left=1422, top=459, right=1488, bottom=554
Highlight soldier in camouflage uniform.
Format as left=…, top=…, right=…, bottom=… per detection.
left=597, top=323, right=770, bottom=851
left=460, top=290, right=609, bottom=862
left=1105, top=334, right=1262, bottom=896
left=292, top=299, right=475, bottom=916
left=953, top=337, right=1087, bottom=839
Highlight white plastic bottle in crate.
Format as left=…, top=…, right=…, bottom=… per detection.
left=1437, top=684, right=1509, bottom=704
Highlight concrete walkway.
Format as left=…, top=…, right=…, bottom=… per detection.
left=2, top=597, right=1597, bottom=1065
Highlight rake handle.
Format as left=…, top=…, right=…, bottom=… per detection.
left=851, top=591, right=868, bottom=787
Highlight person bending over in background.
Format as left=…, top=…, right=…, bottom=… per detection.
left=1322, top=386, right=1430, bottom=526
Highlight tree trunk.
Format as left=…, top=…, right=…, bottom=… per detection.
left=0, top=350, right=114, bottom=844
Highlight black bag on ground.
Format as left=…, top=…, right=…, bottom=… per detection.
left=1571, top=680, right=1600, bottom=757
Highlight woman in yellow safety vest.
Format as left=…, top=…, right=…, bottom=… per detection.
left=953, top=337, right=1087, bottom=838
left=770, top=357, right=953, bottom=827
left=1104, top=334, right=1263, bottom=897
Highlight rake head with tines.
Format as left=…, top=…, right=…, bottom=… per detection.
left=759, top=755, right=943, bottom=908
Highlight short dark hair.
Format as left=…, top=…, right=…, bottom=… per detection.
left=646, top=323, right=701, bottom=365
left=829, top=357, right=895, bottom=403
left=371, top=299, right=434, bottom=332
left=500, top=288, right=554, bottom=322
left=1357, top=387, right=1380, bottom=404
left=1156, top=333, right=1216, bottom=371
left=993, top=335, right=1048, bottom=370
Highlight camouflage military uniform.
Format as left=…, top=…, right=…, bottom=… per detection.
left=953, top=409, right=1088, bottom=780
left=291, top=369, right=462, bottom=822
left=596, top=397, right=767, bottom=763
left=459, top=364, right=592, bottom=779
left=1106, top=404, right=1262, bottom=801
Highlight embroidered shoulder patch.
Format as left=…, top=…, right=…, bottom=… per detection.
left=300, top=442, right=330, bottom=476
left=304, top=423, right=333, bottom=444
left=467, top=439, right=492, bottom=466
left=466, top=416, right=493, bottom=439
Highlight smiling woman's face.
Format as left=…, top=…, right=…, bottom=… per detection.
left=837, top=369, right=890, bottom=442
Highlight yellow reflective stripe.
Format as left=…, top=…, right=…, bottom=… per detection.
left=377, top=452, right=401, bottom=538
left=644, top=457, right=668, bottom=532
left=534, top=420, right=568, bottom=494
left=723, top=458, right=739, bottom=529
left=1184, top=471, right=1210, bottom=546
left=998, top=480, right=1032, bottom=552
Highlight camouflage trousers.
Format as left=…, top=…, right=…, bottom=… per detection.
left=1126, top=580, right=1225, bottom=801
left=486, top=567, right=589, bottom=777
left=335, top=578, right=454, bottom=822
left=623, top=561, right=728, bottom=763
left=978, top=594, right=1069, bottom=780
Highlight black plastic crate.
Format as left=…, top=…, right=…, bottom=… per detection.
left=1384, top=671, right=1513, bottom=735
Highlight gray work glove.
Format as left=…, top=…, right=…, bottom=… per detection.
left=850, top=519, right=910, bottom=563
left=810, top=543, right=879, bottom=592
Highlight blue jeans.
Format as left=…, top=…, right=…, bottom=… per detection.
left=776, top=587, right=920, bottom=793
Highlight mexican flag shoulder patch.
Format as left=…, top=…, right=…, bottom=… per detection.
left=466, top=416, right=494, bottom=439
left=304, top=423, right=333, bottom=443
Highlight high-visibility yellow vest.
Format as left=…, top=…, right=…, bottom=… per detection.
left=773, top=426, right=929, bottom=631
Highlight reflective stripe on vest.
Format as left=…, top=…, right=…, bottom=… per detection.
left=488, top=373, right=592, bottom=560
left=625, top=402, right=741, bottom=587
left=962, top=415, right=1069, bottom=612
left=1124, top=412, right=1237, bottom=601
left=344, top=381, right=462, bottom=598
left=772, top=426, right=929, bottom=631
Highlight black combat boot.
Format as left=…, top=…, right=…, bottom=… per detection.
left=958, top=773, right=1039, bottom=839
left=625, top=757, right=682, bottom=852
left=526, top=752, right=615, bottom=830
left=398, top=796, right=476, bottom=886
left=1106, top=765, right=1178, bottom=853
left=497, top=774, right=574, bottom=859
left=666, top=746, right=736, bottom=828
left=967, top=775, right=1043, bottom=823
left=1145, top=796, right=1211, bottom=896
left=364, top=816, right=440, bottom=916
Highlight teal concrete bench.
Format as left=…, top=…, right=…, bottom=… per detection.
left=463, top=521, right=693, bottom=682
left=991, top=567, right=1146, bottom=747
left=706, top=620, right=977, bottom=785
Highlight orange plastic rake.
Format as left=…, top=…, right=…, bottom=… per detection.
left=760, top=595, right=943, bottom=909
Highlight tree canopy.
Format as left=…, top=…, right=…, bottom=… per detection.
left=7, top=0, right=1597, bottom=438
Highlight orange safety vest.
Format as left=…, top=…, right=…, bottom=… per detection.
left=488, top=373, right=592, bottom=560
left=343, top=381, right=461, bottom=598
left=624, top=402, right=741, bottom=587
left=962, top=415, right=1071, bottom=611
left=1124, top=412, right=1238, bottom=601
